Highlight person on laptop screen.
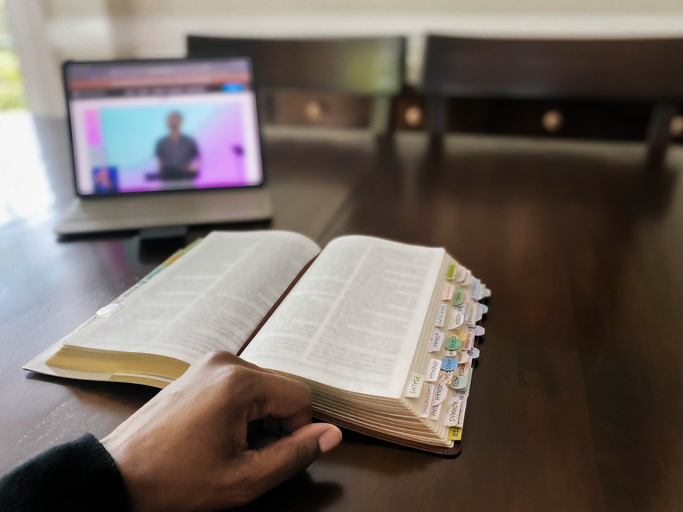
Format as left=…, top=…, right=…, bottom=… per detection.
left=55, top=58, right=272, bottom=236
left=155, top=111, right=202, bottom=181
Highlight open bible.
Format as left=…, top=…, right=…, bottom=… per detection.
left=25, top=231, right=490, bottom=455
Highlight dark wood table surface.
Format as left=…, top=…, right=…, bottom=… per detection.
left=2, top=114, right=683, bottom=512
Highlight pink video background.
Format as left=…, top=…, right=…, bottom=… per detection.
left=81, top=102, right=250, bottom=193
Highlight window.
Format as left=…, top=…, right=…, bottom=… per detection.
left=0, top=0, right=27, bottom=110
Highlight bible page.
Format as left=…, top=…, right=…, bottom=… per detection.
left=241, top=236, right=444, bottom=398
left=60, top=231, right=320, bottom=362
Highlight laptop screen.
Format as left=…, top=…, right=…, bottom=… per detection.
left=64, top=58, right=264, bottom=196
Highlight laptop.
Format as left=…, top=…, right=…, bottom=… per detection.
left=56, top=57, right=272, bottom=236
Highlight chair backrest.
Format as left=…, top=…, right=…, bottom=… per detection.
left=187, top=36, right=405, bottom=96
left=187, top=36, right=405, bottom=132
left=423, top=35, right=683, bottom=100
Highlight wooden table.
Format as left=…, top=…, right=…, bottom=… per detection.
left=2, top=113, right=683, bottom=512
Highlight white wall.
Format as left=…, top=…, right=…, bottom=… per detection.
left=10, top=0, right=683, bottom=116
left=41, top=0, right=683, bottom=16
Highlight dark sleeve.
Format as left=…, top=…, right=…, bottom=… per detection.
left=189, top=138, right=199, bottom=158
left=155, top=138, right=162, bottom=158
left=0, top=434, right=133, bottom=512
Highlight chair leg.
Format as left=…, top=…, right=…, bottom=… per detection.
left=370, top=96, right=393, bottom=136
left=427, top=96, right=449, bottom=152
left=427, top=97, right=449, bottom=134
left=646, top=101, right=678, bottom=168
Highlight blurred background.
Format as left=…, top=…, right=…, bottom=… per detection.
left=3, top=0, right=683, bottom=116
left=3, top=0, right=683, bottom=225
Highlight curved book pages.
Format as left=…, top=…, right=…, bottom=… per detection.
left=25, top=231, right=491, bottom=455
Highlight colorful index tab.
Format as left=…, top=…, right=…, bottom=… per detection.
left=420, top=384, right=435, bottom=418
left=438, top=369, right=455, bottom=385
left=457, top=350, right=470, bottom=364
left=429, top=402, right=443, bottom=421
left=96, top=303, right=123, bottom=318
left=425, top=358, right=441, bottom=382
left=433, top=382, right=448, bottom=406
left=441, top=357, right=457, bottom=371
left=467, top=347, right=480, bottom=359
left=443, top=396, right=462, bottom=426
left=456, top=396, right=468, bottom=427
left=403, top=372, right=425, bottom=398
left=452, top=287, right=466, bottom=306
left=449, top=305, right=465, bottom=330
left=456, top=361, right=470, bottom=377
left=446, top=263, right=457, bottom=280
left=448, top=426, right=463, bottom=441
left=470, top=279, right=481, bottom=300
left=428, top=330, right=445, bottom=352
left=445, top=337, right=462, bottom=351
left=449, top=374, right=469, bottom=390
left=435, top=303, right=448, bottom=327
left=455, top=266, right=467, bottom=283
left=441, top=282, right=455, bottom=301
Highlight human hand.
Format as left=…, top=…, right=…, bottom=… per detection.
left=102, top=351, right=342, bottom=512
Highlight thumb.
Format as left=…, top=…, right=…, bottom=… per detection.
left=243, top=423, right=342, bottom=496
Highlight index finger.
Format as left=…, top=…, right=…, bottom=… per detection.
left=198, top=351, right=313, bottom=433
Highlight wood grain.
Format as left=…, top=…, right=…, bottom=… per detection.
left=2, top=114, right=683, bottom=512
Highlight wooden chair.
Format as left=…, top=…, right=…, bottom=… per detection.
left=187, top=35, right=406, bottom=135
left=421, top=35, right=683, bottom=164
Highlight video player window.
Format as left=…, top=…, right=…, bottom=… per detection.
left=65, top=59, right=264, bottom=196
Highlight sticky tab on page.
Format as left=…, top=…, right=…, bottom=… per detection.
left=428, top=330, right=445, bottom=352
left=449, top=373, right=470, bottom=390
left=420, top=384, right=435, bottom=418
left=449, top=305, right=465, bottom=329
left=456, top=397, right=468, bottom=427
left=438, top=369, right=454, bottom=385
left=441, top=357, right=458, bottom=371
left=474, top=325, right=485, bottom=336
left=456, top=361, right=470, bottom=377
left=435, top=303, right=448, bottom=327
left=96, top=303, right=124, bottom=318
left=425, top=358, right=441, bottom=382
left=452, top=287, right=466, bottom=306
left=467, top=347, right=480, bottom=359
left=455, top=266, right=467, bottom=283
left=465, top=302, right=477, bottom=326
left=446, top=264, right=457, bottom=280
left=432, top=382, right=448, bottom=406
left=429, top=402, right=443, bottom=421
left=462, top=328, right=475, bottom=350
left=470, top=279, right=481, bottom=301
left=445, top=337, right=462, bottom=351
left=441, top=282, right=455, bottom=301
left=403, top=372, right=425, bottom=398
left=444, top=396, right=462, bottom=426
left=448, top=427, right=463, bottom=441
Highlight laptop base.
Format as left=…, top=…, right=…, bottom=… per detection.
left=55, top=188, right=272, bottom=236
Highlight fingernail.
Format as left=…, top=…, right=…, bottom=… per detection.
left=318, top=425, right=343, bottom=454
